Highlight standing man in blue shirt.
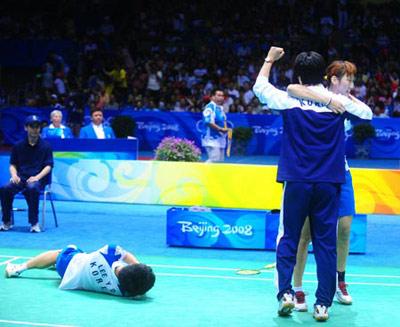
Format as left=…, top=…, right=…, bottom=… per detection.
left=253, top=47, right=372, bottom=321
left=201, top=89, right=229, bottom=162
left=79, top=109, right=115, bottom=139
left=0, top=115, right=54, bottom=233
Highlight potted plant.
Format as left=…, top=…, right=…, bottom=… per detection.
left=232, top=126, right=253, bottom=155
left=352, top=123, right=376, bottom=158
left=154, top=137, right=201, bottom=162
left=111, top=115, right=136, bottom=138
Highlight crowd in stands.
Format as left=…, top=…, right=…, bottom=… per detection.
left=1, top=0, right=400, bottom=120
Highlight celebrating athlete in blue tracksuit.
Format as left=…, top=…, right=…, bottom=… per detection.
left=253, top=47, right=372, bottom=321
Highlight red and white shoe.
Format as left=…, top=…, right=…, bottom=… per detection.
left=294, top=291, right=308, bottom=312
left=336, top=281, right=352, bottom=305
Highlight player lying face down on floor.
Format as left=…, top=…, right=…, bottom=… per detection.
left=5, top=244, right=156, bottom=298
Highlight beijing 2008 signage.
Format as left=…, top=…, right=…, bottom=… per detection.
left=166, top=207, right=367, bottom=253
left=166, top=207, right=271, bottom=249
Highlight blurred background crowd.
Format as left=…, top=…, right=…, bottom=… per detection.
left=1, top=0, right=399, bottom=120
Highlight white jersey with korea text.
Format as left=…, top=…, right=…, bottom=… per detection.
left=59, top=245, right=127, bottom=296
left=253, top=76, right=372, bottom=183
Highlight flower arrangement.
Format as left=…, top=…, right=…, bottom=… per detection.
left=154, top=137, right=201, bottom=162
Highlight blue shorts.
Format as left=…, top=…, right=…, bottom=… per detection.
left=339, top=170, right=355, bottom=218
left=55, top=245, right=83, bottom=278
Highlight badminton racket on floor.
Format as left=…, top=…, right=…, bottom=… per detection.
left=236, top=262, right=276, bottom=275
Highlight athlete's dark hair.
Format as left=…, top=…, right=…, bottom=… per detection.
left=293, top=51, right=326, bottom=85
left=118, top=263, right=156, bottom=297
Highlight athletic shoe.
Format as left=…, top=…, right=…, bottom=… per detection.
left=5, top=263, right=21, bottom=278
left=313, top=304, right=329, bottom=321
left=277, top=292, right=295, bottom=316
left=0, top=222, right=12, bottom=231
left=336, top=281, right=352, bottom=304
left=294, top=291, right=308, bottom=312
left=30, top=223, right=41, bottom=233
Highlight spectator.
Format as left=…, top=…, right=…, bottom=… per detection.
left=50, top=94, right=64, bottom=109
left=1, top=1, right=400, bottom=114
left=145, top=61, right=163, bottom=103
left=79, top=109, right=115, bottom=139
left=41, top=110, right=73, bottom=139
left=392, top=96, right=400, bottom=117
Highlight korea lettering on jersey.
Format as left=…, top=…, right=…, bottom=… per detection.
left=59, top=244, right=127, bottom=296
left=253, top=76, right=372, bottom=183
left=201, top=101, right=227, bottom=148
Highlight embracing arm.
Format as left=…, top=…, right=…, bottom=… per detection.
left=338, top=94, right=373, bottom=120
left=287, top=84, right=345, bottom=114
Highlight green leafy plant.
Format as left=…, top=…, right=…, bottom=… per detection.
left=111, top=115, right=136, bottom=138
left=232, top=126, right=253, bottom=142
left=154, top=137, right=201, bottom=162
left=231, top=126, right=253, bottom=155
left=352, top=123, right=376, bottom=144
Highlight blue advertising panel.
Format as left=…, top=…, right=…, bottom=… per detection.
left=370, top=118, right=400, bottom=158
left=118, top=109, right=283, bottom=155
left=47, top=138, right=138, bottom=160
left=167, top=207, right=269, bottom=249
left=167, top=207, right=367, bottom=253
left=1, top=107, right=399, bottom=158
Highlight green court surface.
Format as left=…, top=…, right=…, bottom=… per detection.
left=1, top=200, right=399, bottom=326
left=1, top=248, right=400, bottom=327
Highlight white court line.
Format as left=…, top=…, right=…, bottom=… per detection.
left=157, top=272, right=400, bottom=287
left=0, top=320, right=77, bottom=327
left=151, top=264, right=242, bottom=272
left=0, top=255, right=32, bottom=259
left=1, top=255, right=400, bottom=279
left=0, top=257, right=22, bottom=266
left=158, top=272, right=273, bottom=281
left=302, top=271, right=400, bottom=279
left=150, top=263, right=400, bottom=279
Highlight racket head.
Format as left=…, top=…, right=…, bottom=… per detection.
left=264, top=263, right=276, bottom=269
left=236, top=269, right=261, bottom=275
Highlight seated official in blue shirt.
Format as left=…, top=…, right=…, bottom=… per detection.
left=79, top=109, right=115, bottom=139
left=41, top=110, right=73, bottom=139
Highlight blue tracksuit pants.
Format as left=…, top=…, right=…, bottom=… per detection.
left=276, top=181, right=340, bottom=307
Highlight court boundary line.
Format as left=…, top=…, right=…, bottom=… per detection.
left=1, top=255, right=400, bottom=279
left=0, top=319, right=77, bottom=327
left=149, top=263, right=400, bottom=279
left=156, top=272, right=400, bottom=287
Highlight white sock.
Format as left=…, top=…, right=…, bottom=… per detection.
left=293, top=286, right=303, bottom=293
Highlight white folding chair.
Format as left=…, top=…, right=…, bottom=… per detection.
left=41, top=183, right=58, bottom=231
